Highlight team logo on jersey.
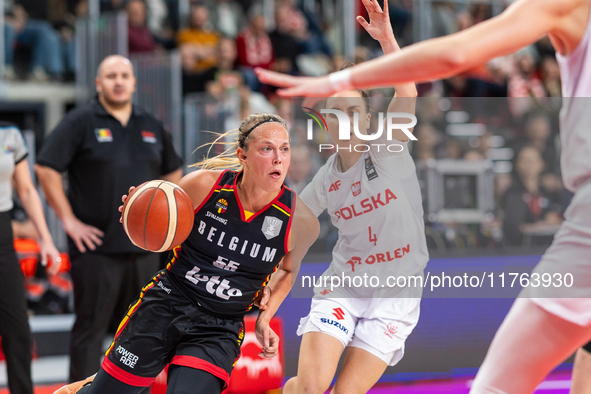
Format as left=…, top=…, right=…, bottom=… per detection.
left=141, top=130, right=157, bottom=143
left=351, top=182, right=361, bottom=196
left=262, top=216, right=283, bottom=240
left=2, top=145, right=15, bottom=154
left=332, top=307, right=346, bottom=320
left=94, top=128, right=113, bottom=142
left=365, top=158, right=378, bottom=180
left=216, top=199, right=228, bottom=213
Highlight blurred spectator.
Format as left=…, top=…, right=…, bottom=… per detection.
left=183, top=38, right=241, bottom=95
left=236, top=8, right=274, bottom=91
left=412, top=123, right=441, bottom=162
left=510, top=111, right=558, bottom=174
left=127, top=0, right=158, bottom=54
left=541, top=57, right=562, bottom=97
left=287, top=145, right=314, bottom=194
left=207, top=0, right=246, bottom=38
left=432, top=2, right=457, bottom=38
left=443, top=137, right=467, bottom=159
left=144, top=0, right=168, bottom=34
left=508, top=46, right=546, bottom=116
left=100, top=0, right=125, bottom=12
left=178, top=5, right=219, bottom=73
left=3, top=4, right=66, bottom=81
left=464, top=148, right=485, bottom=161
left=501, top=146, right=562, bottom=246
left=269, top=4, right=304, bottom=75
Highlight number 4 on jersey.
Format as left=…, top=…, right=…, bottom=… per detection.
left=368, top=226, right=377, bottom=246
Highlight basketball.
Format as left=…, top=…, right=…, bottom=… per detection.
left=122, top=180, right=194, bottom=252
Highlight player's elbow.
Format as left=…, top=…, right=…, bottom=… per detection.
left=442, top=50, right=470, bottom=74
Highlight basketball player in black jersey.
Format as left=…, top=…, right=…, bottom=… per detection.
left=56, top=113, right=320, bottom=394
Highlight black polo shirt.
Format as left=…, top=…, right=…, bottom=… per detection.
left=37, top=99, right=182, bottom=255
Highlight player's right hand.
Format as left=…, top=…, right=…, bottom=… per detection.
left=62, top=217, right=104, bottom=253
left=118, top=186, right=136, bottom=223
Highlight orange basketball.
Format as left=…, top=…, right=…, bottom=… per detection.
left=122, top=180, right=194, bottom=252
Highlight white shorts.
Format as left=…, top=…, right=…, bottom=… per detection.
left=522, top=180, right=591, bottom=326
left=296, top=297, right=421, bottom=366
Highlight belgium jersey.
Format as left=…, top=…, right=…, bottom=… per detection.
left=167, top=170, right=294, bottom=319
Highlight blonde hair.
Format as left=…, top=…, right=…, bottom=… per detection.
left=192, top=113, right=288, bottom=171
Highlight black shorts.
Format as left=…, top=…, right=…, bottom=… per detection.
left=102, top=271, right=245, bottom=388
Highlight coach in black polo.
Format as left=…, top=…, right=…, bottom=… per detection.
left=35, top=55, right=182, bottom=382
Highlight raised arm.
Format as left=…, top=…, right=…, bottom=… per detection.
left=256, top=0, right=581, bottom=97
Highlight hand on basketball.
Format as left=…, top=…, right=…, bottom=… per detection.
left=118, top=186, right=136, bottom=223
left=255, top=321, right=279, bottom=359
left=255, top=68, right=334, bottom=99
left=357, top=0, right=395, bottom=44
left=62, top=216, right=104, bottom=253
left=254, top=286, right=272, bottom=310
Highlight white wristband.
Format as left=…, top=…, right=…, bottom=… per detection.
left=328, top=69, right=354, bottom=92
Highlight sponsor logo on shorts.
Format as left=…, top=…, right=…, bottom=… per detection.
left=332, top=307, right=346, bottom=320
left=351, top=182, right=361, bottom=196
left=320, top=318, right=349, bottom=335
left=384, top=323, right=398, bottom=339
left=141, top=130, right=157, bottom=143
left=157, top=281, right=171, bottom=294
left=206, top=211, right=228, bottom=225
left=116, top=346, right=139, bottom=368
left=216, top=199, right=228, bottom=213
left=262, top=216, right=283, bottom=240
left=94, top=128, right=113, bottom=142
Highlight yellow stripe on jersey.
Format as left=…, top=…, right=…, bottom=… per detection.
left=272, top=204, right=290, bottom=217
left=244, top=210, right=253, bottom=220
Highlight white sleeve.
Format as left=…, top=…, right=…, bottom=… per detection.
left=369, top=139, right=416, bottom=179
left=299, top=165, right=327, bottom=217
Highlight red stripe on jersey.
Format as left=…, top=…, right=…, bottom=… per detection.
left=284, top=195, right=295, bottom=254
left=101, top=358, right=154, bottom=387
left=274, top=199, right=292, bottom=214
left=194, top=170, right=228, bottom=214
left=170, top=355, right=230, bottom=387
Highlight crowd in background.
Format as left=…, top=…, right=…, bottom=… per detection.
left=5, top=0, right=569, bottom=257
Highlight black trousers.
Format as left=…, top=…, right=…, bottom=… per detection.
left=0, top=210, right=33, bottom=394
left=69, top=251, right=160, bottom=382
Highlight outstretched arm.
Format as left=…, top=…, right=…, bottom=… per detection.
left=256, top=0, right=577, bottom=97
left=357, top=0, right=417, bottom=141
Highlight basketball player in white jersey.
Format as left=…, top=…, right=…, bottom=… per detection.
left=257, top=0, right=591, bottom=392
left=281, top=2, right=428, bottom=393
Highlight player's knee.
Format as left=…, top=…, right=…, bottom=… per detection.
left=296, top=376, right=332, bottom=394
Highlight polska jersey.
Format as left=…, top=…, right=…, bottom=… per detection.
left=556, top=3, right=591, bottom=192
left=301, top=143, right=429, bottom=298
left=167, top=170, right=294, bottom=318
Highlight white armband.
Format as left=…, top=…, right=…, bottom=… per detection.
left=328, top=69, right=354, bottom=92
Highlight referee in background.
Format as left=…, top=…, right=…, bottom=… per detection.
left=35, top=55, right=182, bottom=382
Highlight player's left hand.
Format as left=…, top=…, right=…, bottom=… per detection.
left=119, top=186, right=136, bottom=223
left=357, top=0, right=395, bottom=43
left=255, top=321, right=279, bottom=359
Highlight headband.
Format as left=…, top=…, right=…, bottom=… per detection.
left=244, top=119, right=283, bottom=139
